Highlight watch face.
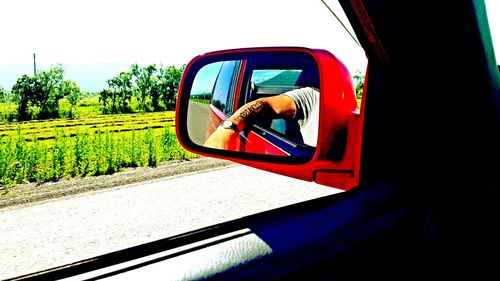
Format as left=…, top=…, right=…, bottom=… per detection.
left=221, top=120, right=237, bottom=131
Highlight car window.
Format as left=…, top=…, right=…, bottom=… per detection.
left=190, top=62, right=223, bottom=103
left=248, top=68, right=314, bottom=137
left=251, top=69, right=303, bottom=95
left=211, top=61, right=238, bottom=114
left=0, top=0, right=365, bottom=279
left=485, top=0, right=500, bottom=66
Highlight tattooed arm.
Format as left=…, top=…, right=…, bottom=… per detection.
left=204, top=95, right=297, bottom=149
left=230, top=95, right=296, bottom=131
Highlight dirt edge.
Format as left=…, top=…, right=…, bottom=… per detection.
left=0, top=157, right=237, bottom=210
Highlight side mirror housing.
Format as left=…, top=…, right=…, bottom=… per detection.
left=176, top=47, right=361, bottom=190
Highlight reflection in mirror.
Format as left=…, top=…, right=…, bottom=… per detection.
left=187, top=53, right=319, bottom=160
left=188, top=61, right=223, bottom=145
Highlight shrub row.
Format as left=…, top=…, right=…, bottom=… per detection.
left=0, top=127, right=195, bottom=186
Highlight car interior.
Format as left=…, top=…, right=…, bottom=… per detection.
left=10, top=0, right=500, bottom=280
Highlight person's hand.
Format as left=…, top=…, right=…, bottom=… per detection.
left=204, top=127, right=239, bottom=150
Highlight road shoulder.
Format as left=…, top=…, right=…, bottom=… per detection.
left=0, top=157, right=236, bottom=210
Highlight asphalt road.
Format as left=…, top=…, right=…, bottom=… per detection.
left=0, top=165, right=341, bottom=280
left=187, top=101, right=210, bottom=145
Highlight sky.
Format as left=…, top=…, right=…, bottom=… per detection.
left=0, top=0, right=498, bottom=92
left=0, top=0, right=366, bottom=92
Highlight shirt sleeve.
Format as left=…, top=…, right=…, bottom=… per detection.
left=283, top=87, right=319, bottom=125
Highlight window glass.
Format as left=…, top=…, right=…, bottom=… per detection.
left=252, top=69, right=301, bottom=86
left=485, top=0, right=500, bottom=65
left=251, top=69, right=303, bottom=95
left=191, top=62, right=223, bottom=103
left=0, top=0, right=364, bottom=279
left=211, top=61, right=237, bottom=114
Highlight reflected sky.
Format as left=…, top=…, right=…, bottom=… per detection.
left=191, top=62, right=223, bottom=96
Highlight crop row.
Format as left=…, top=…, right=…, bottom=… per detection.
left=0, top=111, right=175, bottom=129
left=0, top=112, right=176, bottom=141
left=0, top=126, right=196, bottom=186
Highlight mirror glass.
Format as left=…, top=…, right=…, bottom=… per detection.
left=186, top=52, right=319, bottom=160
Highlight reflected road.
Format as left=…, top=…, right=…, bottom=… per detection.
left=187, top=101, right=210, bottom=145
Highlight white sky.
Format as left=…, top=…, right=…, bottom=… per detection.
left=0, top=0, right=366, bottom=70
left=0, top=0, right=498, bottom=91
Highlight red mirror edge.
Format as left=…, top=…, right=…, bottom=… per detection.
left=176, top=47, right=363, bottom=190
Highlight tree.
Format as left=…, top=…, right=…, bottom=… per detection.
left=98, top=64, right=184, bottom=113
left=353, top=70, right=365, bottom=100
left=0, top=86, right=8, bottom=103
left=131, top=64, right=158, bottom=112
left=107, top=71, right=133, bottom=113
left=98, top=89, right=113, bottom=114
left=30, top=65, right=65, bottom=119
left=59, top=80, right=81, bottom=118
left=159, top=65, right=184, bottom=110
left=12, top=75, right=36, bottom=121
left=11, top=65, right=76, bottom=120
left=105, top=77, right=120, bottom=114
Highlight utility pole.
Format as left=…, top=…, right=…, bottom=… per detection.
left=33, top=53, right=36, bottom=76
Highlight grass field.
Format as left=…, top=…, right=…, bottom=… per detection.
left=0, top=111, right=198, bottom=187
left=0, top=97, right=364, bottom=188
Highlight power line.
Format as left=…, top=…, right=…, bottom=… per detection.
left=320, top=0, right=361, bottom=47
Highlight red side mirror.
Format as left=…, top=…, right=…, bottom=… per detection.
left=176, top=47, right=361, bottom=190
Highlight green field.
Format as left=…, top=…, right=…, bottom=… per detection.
left=0, top=111, right=197, bottom=187
left=0, top=97, right=363, bottom=188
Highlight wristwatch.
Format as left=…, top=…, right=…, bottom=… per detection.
left=219, top=120, right=238, bottom=132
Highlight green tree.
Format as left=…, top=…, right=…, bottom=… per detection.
left=131, top=64, right=158, bottom=112
left=12, top=75, right=37, bottom=121
left=159, top=65, right=184, bottom=110
left=353, top=70, right=365, bottom=100
left=12, top=65, right=78, bottom=120
left=98, top=89, right=113, bottom=114
left=34, top=65, right=65, bottom=119
left=107, top=71, right=133, bottom=113
left=104, top=77, right=120, bottom=114
left=0, top=86, right=8, bottom=102
left=59, top=80, right=81, bottom=118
